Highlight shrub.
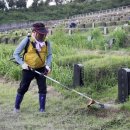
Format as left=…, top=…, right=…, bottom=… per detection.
left=109, top=27, right=127, bottom=49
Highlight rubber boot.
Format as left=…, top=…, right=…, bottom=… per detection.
left=39, top=94, right=46, bottom=112
left=14, top=93, right=24, bottom=112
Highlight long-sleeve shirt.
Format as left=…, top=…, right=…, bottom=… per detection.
left=13, top=36, right=52, bottom=67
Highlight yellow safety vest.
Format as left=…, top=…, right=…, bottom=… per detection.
left=24, top=41, right=47, bottom=69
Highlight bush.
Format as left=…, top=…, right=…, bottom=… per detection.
left=109, top=27, right=127, bottom=49
left=83, top=56, right=130, bottom=91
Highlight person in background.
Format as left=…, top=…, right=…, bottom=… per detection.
left=13, top=23, right=52, bottom=113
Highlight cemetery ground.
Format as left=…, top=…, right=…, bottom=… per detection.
left=0, top=27, right=130, bottom=130
left=0, top=73, right=130, bottom=130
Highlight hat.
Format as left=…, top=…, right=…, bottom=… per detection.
left=32, top=23, right=48, bottom=34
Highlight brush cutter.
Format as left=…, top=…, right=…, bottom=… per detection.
left=30, top=68, right=118, bottom=109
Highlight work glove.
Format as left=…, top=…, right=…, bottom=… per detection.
left=21, top=63, right=29, bottom=70
left=44, top=65, right=51, bottom=75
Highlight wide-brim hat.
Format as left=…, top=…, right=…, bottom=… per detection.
left=32, top=23, right=48, bottom=34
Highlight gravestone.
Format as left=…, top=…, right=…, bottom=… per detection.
left=73, top=64, right=84, bottom=87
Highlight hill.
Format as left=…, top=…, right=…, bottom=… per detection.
left=0, top=0, right=130, bottom=24
left=1, top=4, right=130, bottom=129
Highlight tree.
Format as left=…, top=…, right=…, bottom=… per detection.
left=32, top=0, right=39, bottom=8
left=118, top=0, right=124, bottom=2
left=0, top=0, right=5, bottom=10
left=72, top=0, right=87, bottom=2
left=16, top=0, right=27, bottom=8
left=44, top=0, right=51, bottom=6
left=7, top=0, right=16, bottom=9
left=55, top=0, right=64, bottom=5
left=38, top=0, right=45, bottom=6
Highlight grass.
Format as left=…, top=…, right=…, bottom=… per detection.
left=0, top=81, right=130, bottom=130
left=1, top=27, right=130, bottom=129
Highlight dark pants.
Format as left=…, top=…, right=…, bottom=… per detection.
left=18, top=67, right=47, bottom=95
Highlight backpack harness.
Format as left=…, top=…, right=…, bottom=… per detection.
left=10, top=36, right=48, bottom=65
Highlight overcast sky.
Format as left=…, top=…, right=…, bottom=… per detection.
left=3, top=0, right=56, bottom=8
left=27, top=0, right=33, bottom=7
left=4, top=0, right=71, bottom=8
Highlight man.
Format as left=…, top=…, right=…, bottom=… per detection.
left=13, top=23, right=52, bottom=113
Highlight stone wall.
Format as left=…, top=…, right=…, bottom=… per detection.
left=0, top=19, right=63, bottom=32
left=65, top=5, right=130, bottom=28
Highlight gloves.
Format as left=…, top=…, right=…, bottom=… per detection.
left=44, top=65, right=51, bottom=75
left=21, top=63, right=29, bottom=70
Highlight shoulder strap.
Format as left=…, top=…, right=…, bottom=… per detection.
left=45, top=41, right=48, bottom=46
left=25, top=37, right=30, bottom=53
left=23, top=37, right=47, bottom=63
left=31, top=41, right=43, bottom=62
left=23, top=36, right=30, bottom=57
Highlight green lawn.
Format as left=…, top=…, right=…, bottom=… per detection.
left=0, top=79, right=130, bottom=130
